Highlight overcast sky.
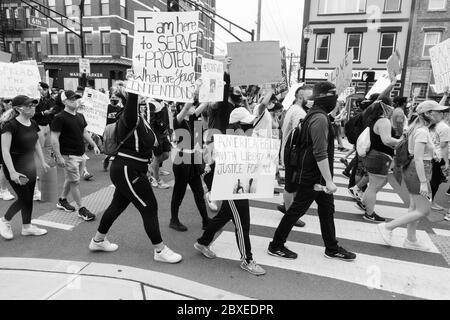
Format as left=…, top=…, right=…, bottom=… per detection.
left=215, top=0, right=305, bottom=56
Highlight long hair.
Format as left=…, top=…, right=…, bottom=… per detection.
left=111, top=85, right=128, bottom=106
left=0, top=108, right=19, bottom=129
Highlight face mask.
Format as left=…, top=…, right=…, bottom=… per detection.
left=240, top=123, right=254, bottom=133
left=315, top=95, right=339, bottom=113
left=231, top=94, right=242, bottom=104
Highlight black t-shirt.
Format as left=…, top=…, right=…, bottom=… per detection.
left=1, top=119, right=39, bottom=164
left=207, top=101, right=235, bottom=139
left=173, top=114, right=203, bottom=168
left=107, top=104, right=122, bottom=126
left=151, top=106, right=170, bottom=138
left=51, top=111, right=87, bottom=156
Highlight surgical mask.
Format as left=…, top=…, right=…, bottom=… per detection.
left=315, top=95, right=339, bottom=113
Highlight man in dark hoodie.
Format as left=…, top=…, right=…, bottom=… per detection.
left=267, top=82, right=357, bottom=262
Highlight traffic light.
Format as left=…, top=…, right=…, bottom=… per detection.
left=167, top=0, right=180, bottom=12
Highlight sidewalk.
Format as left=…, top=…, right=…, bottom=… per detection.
left=0, top=258, right=250, bottom=300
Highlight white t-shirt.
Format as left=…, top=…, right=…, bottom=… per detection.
left=409, top=127, right=435, bottom=161
left=252, top=107, right=273, bottom=139
left=430, top=120, right=450, bottom=159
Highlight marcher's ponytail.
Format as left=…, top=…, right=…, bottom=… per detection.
left=0, top=108, right=19, bottom=129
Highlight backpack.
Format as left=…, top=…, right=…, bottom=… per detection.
left=345, top=113, right=364, bottom=145
left=394, top=133, right=412, bottom=168
left=103, top=117, right=141, bottom=156
left=284, top=119, right=304, bottom=168
left=356, top=127, right=371, bottom=157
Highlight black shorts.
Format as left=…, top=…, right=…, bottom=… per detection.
left=153, top=136, right=172, bottom=157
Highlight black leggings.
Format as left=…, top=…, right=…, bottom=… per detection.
left=98, top=157, right=163, bottom=245
left=431, top=159, right=446, bottom=200
left=171, top=163, right=209, bottom=223
left=4, top=162, right=37, bottom=225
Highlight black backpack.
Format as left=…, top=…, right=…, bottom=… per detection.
left=284, top=119, right=304, bottom=168
left=345, top=113, right=364, bottom=145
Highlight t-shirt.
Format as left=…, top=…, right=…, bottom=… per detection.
left=173, top=114, right=203, bottom=167
left=207, top=101, right=235, bottom=138
left=252, top=108, right=272, bottom=139
left=1, top=119, right=39, bottom=164
left=106, top=104, right=122, bottom=125
left=430, top=121, right=450, bottom=160
left=51, top=111, right=87, bottom=156
left=409, top=127, right=434, bottom=161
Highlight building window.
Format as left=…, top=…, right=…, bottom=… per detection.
left=48, top=0, right=57, bottom=17
left=378, top=32, right=396, bottom=62
left=101, top=0, right=110, bottom=15
left=84, top=0, right=91, bottom=16
left=49, top=32, right=58, bottom=55
left=101, top=31, right=110, bottom=55
left=384, top=0, right=401, bottom=12
left=120, top=0, right=127, bottom=19
left=428, top=0, right=447, bottom=10
left=65, top=0, right=73, bottom=16
left=315, top=34, right=331, bottom=62
left=84, top=31, right=93, bottom=55
left=318, top=0, right=366, bottom=14
left=346, top=33, right=362, bottom=62
left=121, top=33, right=127, bottom=57
left=423, top=32, right=441, bottom=58
left=26, top=41, right=33, bottom=58
left=411, top=83, right=428, bottom=98
left=66, top=33, right=76, bottom=55
left=35, top=41, right=42, bottom=61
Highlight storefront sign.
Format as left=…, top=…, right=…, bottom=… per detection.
left=69, top=72, right=104, bottom=78
left=306, top=69, right=386, bottom=81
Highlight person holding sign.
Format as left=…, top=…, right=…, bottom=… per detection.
left=0, top=96, right=50, bottom=240
left=89, top=71, right=182, bottom=264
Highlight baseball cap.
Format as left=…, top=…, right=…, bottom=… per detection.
left=11, top=95, right=39, bottom=107
left=416, top=100, right=450, bottom=114
left=61, top=90, right=82, bottom=102
left=39, top=82, right=49, bottom=90
left=229, top=107, right=256, bottom=124
left=312, top=82, right=337, bottom=99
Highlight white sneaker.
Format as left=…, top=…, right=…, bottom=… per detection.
left=21, top=225, right=47, bottom=237
left=89, top=238, right=119, bottom=252
left=377, top=223, right=393, bottom=246
left=206, top=192, right=218, bottom=211
left=150, top=176, right=158, bottom=188
left=156, top=180, right=170, bottom=189
left=1, top=189, right=15, bottom=201
left=33, top=190, right=42, bottom=202
left=0, top=219, right=13, bottom=240
left=154, top=246, right=182, bottom=264
left=403, top=239, right=431, bottom=252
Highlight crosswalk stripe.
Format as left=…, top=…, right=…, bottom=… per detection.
left=211, top=232, right=450, bottom=300
left=249, top=207, right=439, bottom=254
left=433, top=229, right=450, bottom=237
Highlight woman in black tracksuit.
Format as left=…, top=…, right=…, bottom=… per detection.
left=169, top=101, right=210, bottom=232
left=89, top=89, right=182, bottom=264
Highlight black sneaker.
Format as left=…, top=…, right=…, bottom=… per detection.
left=340, top=158, right=349, bottom=167
left=295, top=219, right=306, bottom=228
left=57, top=198, right=76, bottom=212
left=170, top=220, right=188, bottom=232
left=277, top=204, right=286, bottom=214
left=325, top=247, right=356, bottom=262
left=342, top=171, right=351, bottom=179
left=363, top=212, right=386, bottom=223
left=355, top=200, right=366, bottom=212
left=267, top=244, right=298, bottom=260
left=78, top=207, right=96, bottom=222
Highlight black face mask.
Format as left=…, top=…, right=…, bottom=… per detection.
left=231, top=94, right=242, bottom=104
left=315, top=95, right=339, bottom=113
left=240, top=123, right=254, bottom=132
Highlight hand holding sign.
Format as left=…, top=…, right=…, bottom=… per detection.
left=387, top=49, right=402, bottom=82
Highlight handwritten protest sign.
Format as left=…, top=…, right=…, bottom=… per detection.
left=126, top=11, right=199, bottom=103
left=387, top=50, right=402, bottom=83
left=227, top=41, right=282, bottom=86
left=80, top=88, right=109, bottom=136
left=199, top=58, right=224, bottom=103
left=210, top=134, right=280, bottom=201
left=328, top=50, right=354, bottom=95
left=0, top=62, right=41, bottom=99
left=430, top=38, right=450, bottom=94
left=0, top=51, right=12, bottom=63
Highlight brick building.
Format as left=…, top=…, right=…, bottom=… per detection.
left=403, top=0, right=450, bottom=102
left=0, top=0, right=216, bottom=90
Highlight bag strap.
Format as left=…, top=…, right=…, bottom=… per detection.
left=114, top=116, right=141, bottom=153
left=253, top=109, right=266, bottom=128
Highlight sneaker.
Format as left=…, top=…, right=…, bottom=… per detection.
left=338, top=147, right=350, bottom=152
left=355, top=200, right=366, bottom=212
left=277, top=204, right=286, bottom=214
left=444, top=214, right=450, bottom=222
left=169, top=220, right=188, bottom=232
left=103, top=159, right=110, bottom=172
left=205, top=193, right=218, bottom=212
left=240, top=260, right=266, bottom=276
left=324, top=247, right=356, bottom=262
left=431, top=204, right=445, bottom=211
left=342, top=171, right=351, bottom=179
left=83, top=173, right=94, bottom=181
left=403, top=239, right=431, bottom=252
left=21, top=225, right=47, bottom=237
left=267, top=244, right=298, bottom=260
left=446, top=188, right=450, bottom=196
left=1, top=189, right=15, bottom=201
left=349, top=186, right=363, bottom=202
left=89, top=238, right=119, bottom=252
left=154, top=246, right=182, bottom=264
left=78, top=207, right=96, bottom=222
left=0, top=219, right=13, bottom=240
left=33, top=190, right=41, bottom=202
left=340, top=158, right=349, bottom=167
left=194, top=242, right=216, bottom=259
left=57, top=199, right=76, bottom=212
left=150, top=176, right=158, bottom=188
left=363, top=213, right=386, bottom=223
left=153, top=179, right=170, bottom=189
left=160, top=170, right=170, bottom=176
left=377, top=223, right=393, bottom=246
left=294, top=219, right=306, bottom=228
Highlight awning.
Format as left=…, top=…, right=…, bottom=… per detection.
left=42, top=57, right=132, bottom=67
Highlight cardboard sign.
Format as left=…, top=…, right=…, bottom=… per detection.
left=365, top=72, right=391, bottom=99
left=328, top=50, right=354, bottom=95
left=210, top=134, right=280, bottom=201
left=274, top=47, right=289, bottom=95
left=430, top=38, right=450, bottom=94
left=0, top=62, right=41, bottom=99
left=0, top=51, right=12, bottom=63
left=227, top=41, right=282, bottom=86
left=126, top=11, right=199, bottom=103
left=387, top=50, right=402, bottom=83
left=80, top=88, right=109, bottom=136
left=199, top=58, right=224, bottom=103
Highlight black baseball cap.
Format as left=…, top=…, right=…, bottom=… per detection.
left=39, top=82, right=49, bottom=90
left=11, top=95, right=39, bottom=107
left=312, top=81, right=337, bottom=99
left=62, top=90, right=82, bottom=101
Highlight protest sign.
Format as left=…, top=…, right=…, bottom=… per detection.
left=0, top=62, right=41, bottom=99
left=0, top=51, right=11, bottom=63
left=328, top=50, right=354, bottom=95
left=79, top=88, right=109, bottom=136
left=430, top=38, right=450, bottom=94
left=199, top=58, right=224, bottom=103
left=365, top=72, right=391, bottom=99
left=387, top=50, right=402, bottom=83
left=227, top=41, right=282, bottom=86
left=126, top=11, right=199, bottom=103
left=210, top=134, right=280, bottom=201
left=274, top=47, right=289, bottom=95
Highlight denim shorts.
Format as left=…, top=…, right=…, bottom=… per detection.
left=403, top=160, right=432, bottom=195
left=363, top=150, right=393, bottom=176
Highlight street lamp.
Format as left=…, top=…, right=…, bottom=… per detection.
left=301, top=25, right=313, bottom=83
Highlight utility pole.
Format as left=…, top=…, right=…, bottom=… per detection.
left=256, top=0, right=262, bottom=41
left=288, top=52, right=294, bottom=85
left=79, top=0, right=86, bottom=88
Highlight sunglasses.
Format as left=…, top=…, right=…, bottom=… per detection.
left=3, top=100, right=12, bottom=104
